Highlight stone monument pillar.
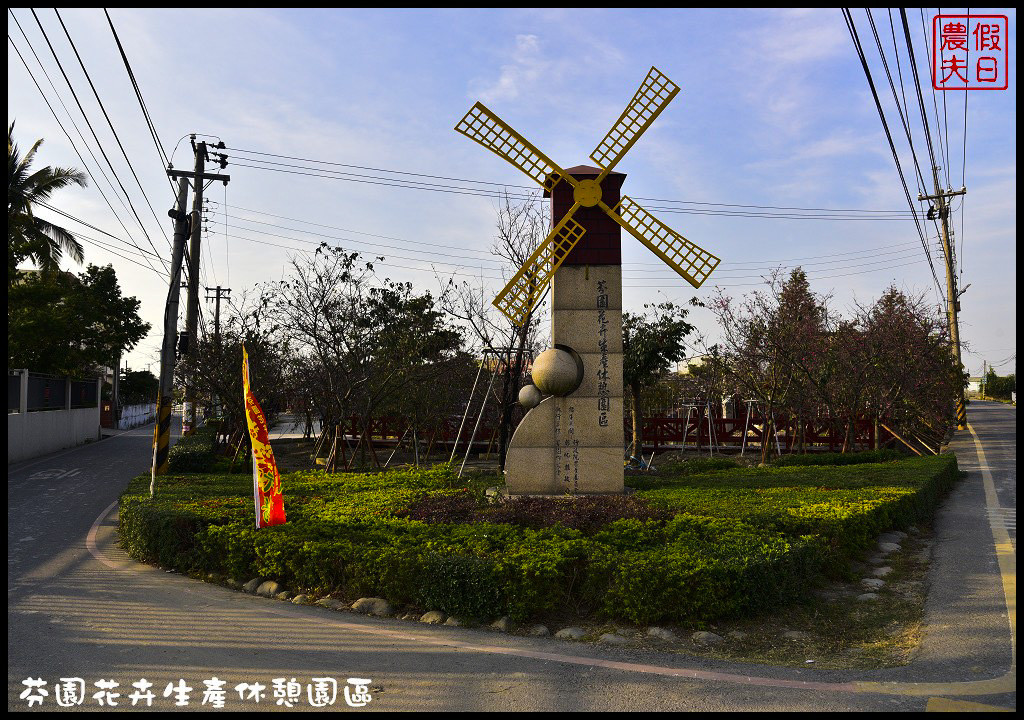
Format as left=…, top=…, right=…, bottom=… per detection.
left=504, top=166, right=626, bottom=495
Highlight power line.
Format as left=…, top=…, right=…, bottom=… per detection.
left=920, top=8, right=953, bottom=191
left=69, top=230, right=168, bottom=278
left=841, top=8, right=945, bottom=304
left=225, top=144, right=919, bottom=218
left=103, top=8, right=174, bottom=197
left=25, top=9, right=169, bottom=273
left=36, top=200, right=163, bottom=260
left=625, top=258, right=930, bottom=288
left=214, top=223, right=935, bottom=288
left=53, top=9, right=172, bottom=251
left=7, top=22, right=165, bottom=278
left=229, top=157, right=923, bottom=222
left=210, top=203, right=943, bottom=272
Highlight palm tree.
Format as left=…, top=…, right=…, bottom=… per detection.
left=8, top=121, right=88, bottom=280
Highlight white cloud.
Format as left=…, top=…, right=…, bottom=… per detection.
left=473, top=34, right=549, bottom=104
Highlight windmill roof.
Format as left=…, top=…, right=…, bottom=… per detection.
left=543, top=165, right=626, bottom=197
left=563, top=164, right=624, bottom=176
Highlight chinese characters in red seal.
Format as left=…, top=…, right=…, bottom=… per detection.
left=933, top=15, right=1009, bottom=90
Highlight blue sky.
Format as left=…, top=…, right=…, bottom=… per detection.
left=8, top=8, right=1016, bottom=377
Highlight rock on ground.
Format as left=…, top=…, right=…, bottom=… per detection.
left=243, top=578, right=262, bottom=593
left=878, top=530, right=908, bottom=544
left=598, top=633, right=628, bottom=645
left=490, top=617, right=511, bottom=632
left=351, top=597, right=392, bottom=616
left=420, top=610, right=446, bottom=624
left=291, top=595, right=308, bottom=604
left=692, top=631, right=724, bottom=646
left=647, top=627, right=676, bottom=641
left=528, top=624, right=550, bottom=637
left=555, top=627, right=586, bottom=640
left=857, top=592, right=880, bottom=602
left=861, top=578, right=886, bottom=590
left=782, top=630, right=810, bottom=640
left=256, top=580, right=282, bottom=598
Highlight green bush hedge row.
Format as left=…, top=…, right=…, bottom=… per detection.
left=771, top=449, right=904, bottom=467
left=167, top=425, right=219, bottom=472
left=119, top=456, right=958, bottom=625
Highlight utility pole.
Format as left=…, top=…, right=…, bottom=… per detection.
left=183, top=137, right=206, bottom=435
left=166, top=136, right=230, bottom=435
left=205, top=285, right=231, bottom=420
left=151, top=175, right=191, bottom=493
left=205, top=286, right=231, bottom=348
left=919, top=175, right=967, bottom=429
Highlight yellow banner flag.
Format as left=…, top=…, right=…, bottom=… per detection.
left=242, top=345, right=286, bottom=528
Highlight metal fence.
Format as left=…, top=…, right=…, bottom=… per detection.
left=26, top=374, right=67, bottom=412
left=8, top=371, right=20, bottom=413
left=70, top=379, right=99, bottom=409
left=7, top=371, right=101, bottom=413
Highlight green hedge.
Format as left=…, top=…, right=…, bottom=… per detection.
left=167, top=425, right=219, bottom=472
left=119, top=455, right=958, bottom=625
left=771, top=449, right=904, bottom=467
left=635, top=456, right=957, bottom=563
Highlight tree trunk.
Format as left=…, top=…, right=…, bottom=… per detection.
left=496, top=361, right=514, bottom=471
left=630, top=382, right=643, bottom=459
left=498, top=325, right=530, bottom=471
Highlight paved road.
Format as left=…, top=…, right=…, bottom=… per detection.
left=7, top=405, right=1015, bottom=711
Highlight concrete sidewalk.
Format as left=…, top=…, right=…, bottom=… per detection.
left=891, top=400, right=1015, bottom=706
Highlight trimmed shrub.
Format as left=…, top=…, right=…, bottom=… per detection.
left=167, top=425, right=219, bottom=472
left=119, top=454, right=958, bottom=625
left=771, top=449, right=903, bottom=467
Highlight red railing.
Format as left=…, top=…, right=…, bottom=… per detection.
left=319, top=408, right=890, bottom=454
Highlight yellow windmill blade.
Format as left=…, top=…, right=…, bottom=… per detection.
left=604, top=196, right=720, bottom=288
left=455, top=102, right=575, bottom=194
left=492, top=204, right=586, bottom=327
left=590, top=66, right=680, bottom=178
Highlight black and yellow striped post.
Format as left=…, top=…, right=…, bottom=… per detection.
left=153, top=397, right=173, bottom=472
left=956, top=398, right=967, bottom=430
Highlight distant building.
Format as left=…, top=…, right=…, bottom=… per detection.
left=967, top=377, right=982, bottom=397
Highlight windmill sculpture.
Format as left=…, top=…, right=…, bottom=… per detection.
left=456, top=66, right=719, bottom=495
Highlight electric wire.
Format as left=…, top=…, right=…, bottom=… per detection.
left=842, top=8, right=945, bottom=305
left=36, top=200, right=161, bottom=258
left=209, top=200, right=943, bottom=270
left=69, top=230, right=168, bottom=278
left=7, top=25, right=165, bottom=278
left=214, top=223, right=935, bottom=285
left=26, top=9, right=169, bottom=274
left=922, top=8, right=953, bottom=191
left=228, top=157, right=923, bottom=222
left=211, top=215, right=940, bottom=278
left=899, top=8, right=956, bottom=307
left=53, top=9, right=172, bottom=251
left=224, top=144, right=919, bottom=218
left=103, top=8, right=175, bottom=197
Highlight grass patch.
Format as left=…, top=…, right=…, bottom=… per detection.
left=120, top=454, right=957, bottom=629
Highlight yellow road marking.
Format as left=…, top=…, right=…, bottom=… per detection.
left=926, top=696, right=1014, bottom=711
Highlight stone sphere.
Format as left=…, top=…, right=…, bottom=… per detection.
left=532, top=347, right=583, bottom=397
left=518, top=384, right=542, bottom=410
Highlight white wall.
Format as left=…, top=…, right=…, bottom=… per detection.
left=118, top=403, right=156, bottom=430
left=8, top=406, right=101, bottom=464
